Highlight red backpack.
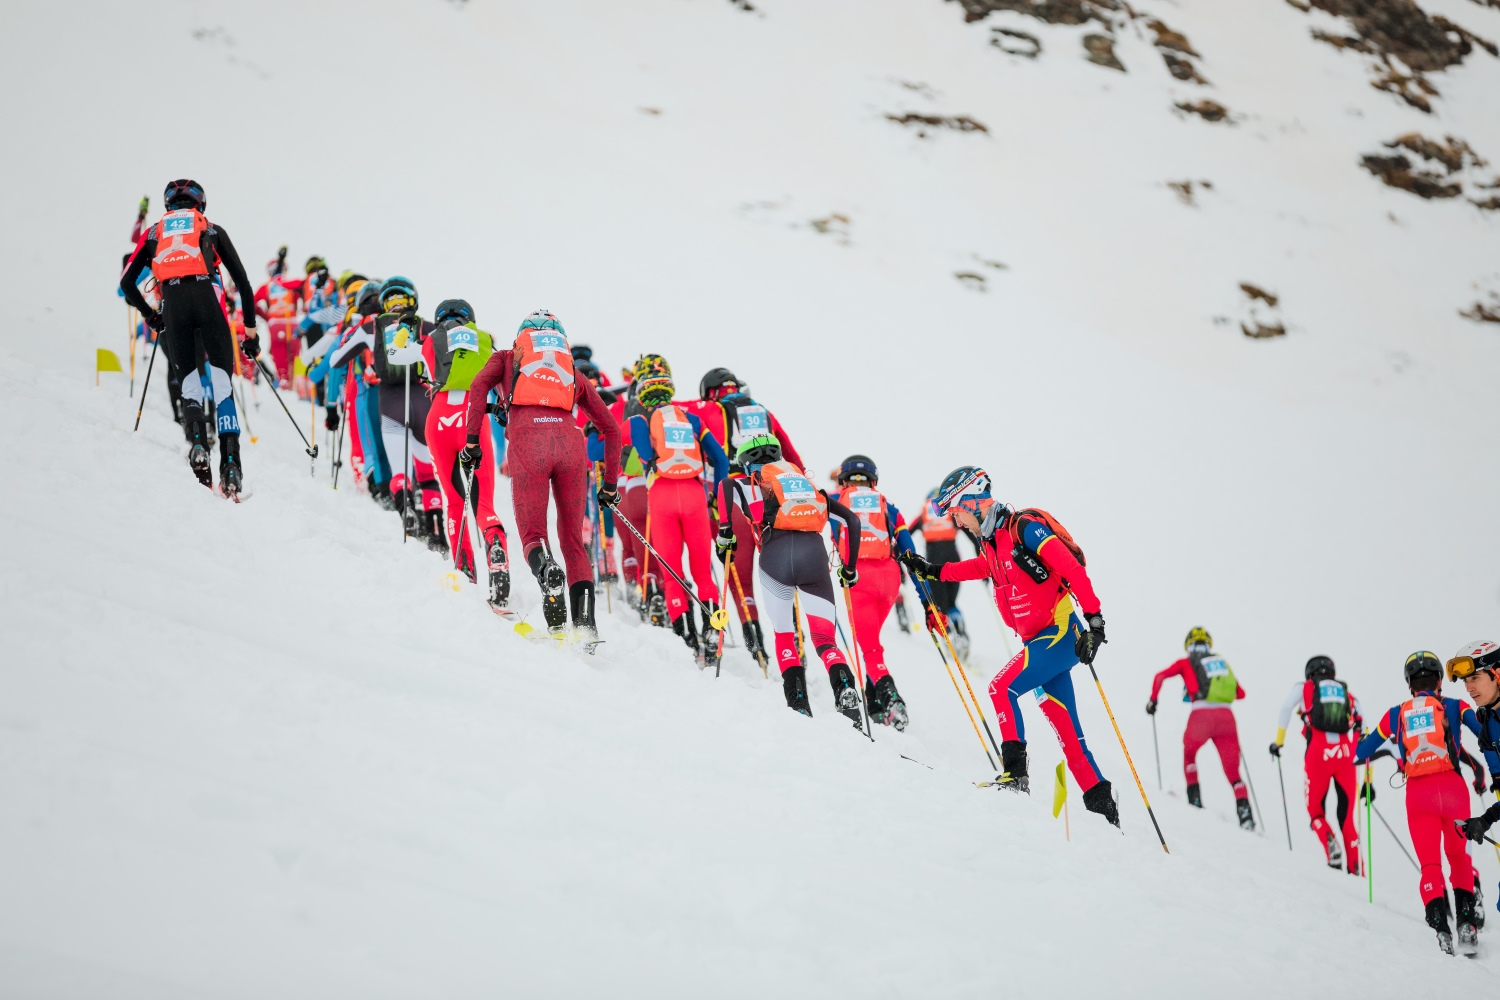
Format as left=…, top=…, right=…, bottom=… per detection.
left=1008, top=508, right=1086, bottom=566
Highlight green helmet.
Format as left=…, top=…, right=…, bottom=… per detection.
left=736, top=434, right=782, bottom=468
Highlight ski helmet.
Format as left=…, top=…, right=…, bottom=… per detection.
left=637, top=374, right=675, bottom=409
left=935, top=466, right=992, bottom=514
left=634, top=353, right=671, bottom=381
left=1403, top=650, right=1443, bottom=688
left=1446, top=640, right=1500, bottom=681
left=380, top=276, right=418, bottom=313
left=1304, top=655, right=1335, bottom=681
left=737, top=434, right=782, bottom=469
left=838, top=455, right=877, bottom=484
left=571, top=344, right=594, bottom=363
left=163, top=178, right=205, bottom=211
left=699, top=367, right=742, bottom=400
left=304, top=255, right=327, bottom=275
left=1184, top=627, right=1212, bottom=652
left=576, top=360, right=601, bottom=385
left=519, top=309, right=564, bottom=336
left=355, top=281, right=382, bottom=315
left=434, top=299, right=475, bottom=326
left=339, top=272, right=367, bottom=292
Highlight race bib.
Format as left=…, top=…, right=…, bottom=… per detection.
left=161, top=210, right=195, bottom=235
left=531, top=332, right=567, bottom=353
left=776, top=473, right=815, bottom=500
left=1318, top=681, right=1345, bottom=703
left=447, top=326, right=479, bottom=353
left=849, top=493, right=881, bottom=512
left=737, top=405, right=770, bottom=435
left=1200, top=657, right=1229, bottom=679
left=662, top=420, right=693, bottom=448
left=1404, top=708, right=1437, bottom=736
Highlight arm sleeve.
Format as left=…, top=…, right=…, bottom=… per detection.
left=768, top=412, right=806, bottom=470
left=1032, top=531, right=1100, bottom=616
left=577, top=379, right=621, bottom=485
left=630, top=415, right=656, bottom=463
left=328, top=323, right=373, bottom=369
left=119, top=238, right=156, bottom=318
left=888, top=503, right=916, bottom=557
left=253, top=283, right=269, bottom=320
left=1275, top=682, right=1304, bottom=740
left=1149, top=662, right=1187, bottom=702
left=212, top=227, right=258, bottom=330
left=827, top=495, right=860, bottom=565
left=464, top=353, right=510, bottom=443
left=694, top=415, right=729, bottom=483
left=940, top=556, right=992, bottom=583
left=1355, top=709, right=1397, bottom=764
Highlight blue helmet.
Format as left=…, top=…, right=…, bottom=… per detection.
left=519, top=308, right=565, bottom=336
left=435, top=299, right=474, bottom=325
left=379, top=275, right=418, bottom=312
left=935, top=466, right=991, bottom=513
left=838, top=454, right=877, bottom=484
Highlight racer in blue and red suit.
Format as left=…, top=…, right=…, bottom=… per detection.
left=904, top=471, right=1115, bottom=824
left=1356, top=655, right=1479, bottom=942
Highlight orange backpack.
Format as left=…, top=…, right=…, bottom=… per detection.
left=510, top=327, right=576, bottom=410
left=758, top=461, right=828, bottom=532
left=1008, top=507, right=1086, bottom=565
left=1400, top=695, right=1456, bottom=779
left=150, top=209, right=211, bottom=281
left=841, top=485, right=892, bottom=561
left=648, top=404, right=704, bottom=480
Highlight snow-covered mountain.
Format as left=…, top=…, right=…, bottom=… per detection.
left=2, top=0, right=1498, bottom=994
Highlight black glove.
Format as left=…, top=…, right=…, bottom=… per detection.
left=242, top=334, right=260, bottom=359
left=1074, top=613, right=1106, bottom=665
left=838, top=565, right=858, bottom=588
left=1145, top=699, right=1157, bottom=716
left=145, top=310, right=165, bottom=333
left=901, top=551, right=937, bottom=580
left=715, top=525, right=736, bottom=562
left=1268, top=742, right=1282, bottom=758
left=1490, top=775, right=1500, bottom=795
left=324, top=407, right=340, bottom=431
left=597, top=482, right=620, bottom=508
left=1359, top=780, right=1375, bottom=804
left=459, top=441, right=482, bottom=474
left=1464, top=805, right=1500, bottom=843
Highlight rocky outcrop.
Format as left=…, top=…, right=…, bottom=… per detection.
left=885, top=112, right=990, bottom=136
left=1359, top=134, right=1500, bottom=207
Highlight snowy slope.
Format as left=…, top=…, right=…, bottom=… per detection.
left=2, top=0, right=1500, bottom=993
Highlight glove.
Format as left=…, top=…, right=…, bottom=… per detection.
left=1464, top=817, right=1494, bottom=843
left=1359, top=780, right=1375, bottom=804
left=1145, top=699, right=1157, bottom=716
left=137, top=195, right=149, bottom=219
left=1074, top=613, right=1106, bottom=665
left=1268, top=742, right=1282, bottom=758
left=597, top=482, right=620, bottom=509
left=838, top=565, right=858, bottom=588
left=145, top=310, right=165, bottom=333
left=459, top=441, right=483, bottom=474
left=1490, top=775, right=1500, bottom=795
left=324, top=407, right=340, bottom=431
left=924, top=608, right=948, bottom=634
left=1473, top=768, right=1488, bottom=796
left=715, top=525, right=736, bottom=561
left=242, top=334, right=260, bottom=359
left=901, top=551, right=937, bottom=580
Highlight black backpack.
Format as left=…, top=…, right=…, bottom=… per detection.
left=1308, top=678, right=1351, bottom=734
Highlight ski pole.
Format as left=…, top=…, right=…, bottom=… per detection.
left=595, top=463, right=612, bottom=615
left=910, top=571, right=1003, bottom=761
left=1241, top=757, right=1265, bottom=837
left=254, top=359, right=317, bottom=457
left=1085, top=659, right=1170, bottom=853
left=724, top=545, right=767, bottom=678
left=127, top=306, right=136, bottom=397
left=713, top=546, right=734, bottom=678
left=612, top=508, right=729, bottom=630
left=402, top=364, right=412, bottom=544
left=1366, top=762, right=1373, bottom=902
left=1275, top=754, right=1293, bottom=851
left=1151, top=714, right=1162, bottom=791
left=832, top=553, right=873, bottom=739
left=133, top=328, right=161, bottom=432
left=793, top=593, right=807, bottom=667
left=310, top=386, right=317, bottom=478
left=1372, top=802, right=1419, bottom=871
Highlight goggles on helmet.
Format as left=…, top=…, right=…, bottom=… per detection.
left=936, top=468, right=991, bottom=515
left=1447, top=640, right=1500, bottom=682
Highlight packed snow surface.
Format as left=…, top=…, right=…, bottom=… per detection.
left=2, top=0, right=1499, bottom=995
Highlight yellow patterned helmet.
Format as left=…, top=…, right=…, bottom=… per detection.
left=1184, top=627, right=1212, bottom=651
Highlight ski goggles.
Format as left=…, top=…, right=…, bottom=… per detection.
left=1448, top=650, right=1500, bottom=681
left=936, top=474, right=990, bottom=515
left=381, top=293, right=415, bottom=314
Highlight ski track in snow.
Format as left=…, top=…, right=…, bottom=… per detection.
left=3, top=0, right=1500, bottom=993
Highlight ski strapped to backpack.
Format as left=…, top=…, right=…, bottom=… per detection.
left=1007, top=507, right=1085, bottom=584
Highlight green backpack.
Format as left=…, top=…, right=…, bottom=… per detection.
left=1190, top=650, right=1238, bottom=704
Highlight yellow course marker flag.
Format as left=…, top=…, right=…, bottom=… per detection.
left=1052, top=761, right=1067, bottom=818
left=96, top=348, right=123, bottom=385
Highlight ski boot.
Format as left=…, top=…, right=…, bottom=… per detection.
left=701, top=602, right=722, bottom=672
left=646, top=579, right=667, bottom=628
left=1186, top=783, right=1202, bottom=808
left=426, top=511, right=447, bottom=554
left=828, top=664, right=864, bottom=727
left=457, top=544, right=478, bottom=585
left=623, top=578, right=642, bottom=615
left=570, top=581, right=599, bottom=651
left=406, top=498, right=430, bottom=542
left=1427, top=896, right=1455, bottom=955
left=950, top=608, right=971, bottom=662
left=1455, top=887, right=1481, bottom=955
left=990, top=740, right=1030, bottom=794
left=528, top=547, right=568, bottom=636
left=783, top=666, right=812, bottom=716
left=1235, top=797, right=1255, bottom=831
left=1082, top=779, right=1121, bottom=828
left=184, top=406, right=213, bottom=489
left=486, top=534, right=510, bottom=610
left=1473, top=883, right=1486, bottom=931
left=1323, top=828, right=1344, bottom=871
left=866, top=675, right=909, bottom=731
left=894, top=599, right=911, bottom=633
left=742, top=620, right=763, bottom=659
left=673, top=606, right=702, bottom=664
left=218, top=433, right=243, bottom=499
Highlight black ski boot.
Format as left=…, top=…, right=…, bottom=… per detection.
left=1427, top=896, right=1455, bottom=955
left=673, top=606, right=702, bottom=663
left=407, top=497, right=430, bottom=542
left=950, top=608, right=971, bottom=662
left=486, top=535, right=510, bottom=609
left=1235, top=797, right=1255, bottom=831
left=646, top=579, right=667, bottom=628
left=218, top=433, right=243, bottom=499
left=872, top=675, right=909, bottom=731
left=701, top=602, right=722, bottom=671
left=373, top=481, right=397, bottom=511
left=1082, top=779, right=1121, bottom=828
left=828, top=664, right=863, bottom=727
left=1186, top=783, right=1202, bottom=808
left=569, top=581, right=599, bottom=649
left=528, top=547, right=567, bottom=635
left=742, top=620, right=763, bottom=659
left=992, top=740, right=1030, bottom=793
left=1324, top=829, right=1344, bottom=870
left=426, top=511, right=447, bottom=554
left=894, top=599, right=911, bottom=633
left=1455, top=887, right=1480, bottom=955
left=185, top=406, right=213, bottom=488
left=1474, top=883, right=1487, bottom=931
left=783, top=666, right=812, bottom=717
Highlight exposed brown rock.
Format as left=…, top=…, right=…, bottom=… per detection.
left=1145, top=18, right=1199, bottom=56
left=1083, top=33, right=1125, bottom=69
left=1389, top=133, right=1485, bottom=172
left=991, top=27, right=1043, bottom=57
left=1162, top=52, right=1208, bottom=82
left=1359, top=154, right=1462, bottom=198
left=1166, top=179, right=1213, bottom=206
left=886, top=113, right=990, bottom=135
left=1460, top=294, right=1500, bottom=322
left=1175, top=99, right=1232, bottom=123
left=1242, top=321, right=1288, bottom=339
left=1240, top=283, right=1280, bottom=307
left=946, top=0, right=1119, bottom=26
